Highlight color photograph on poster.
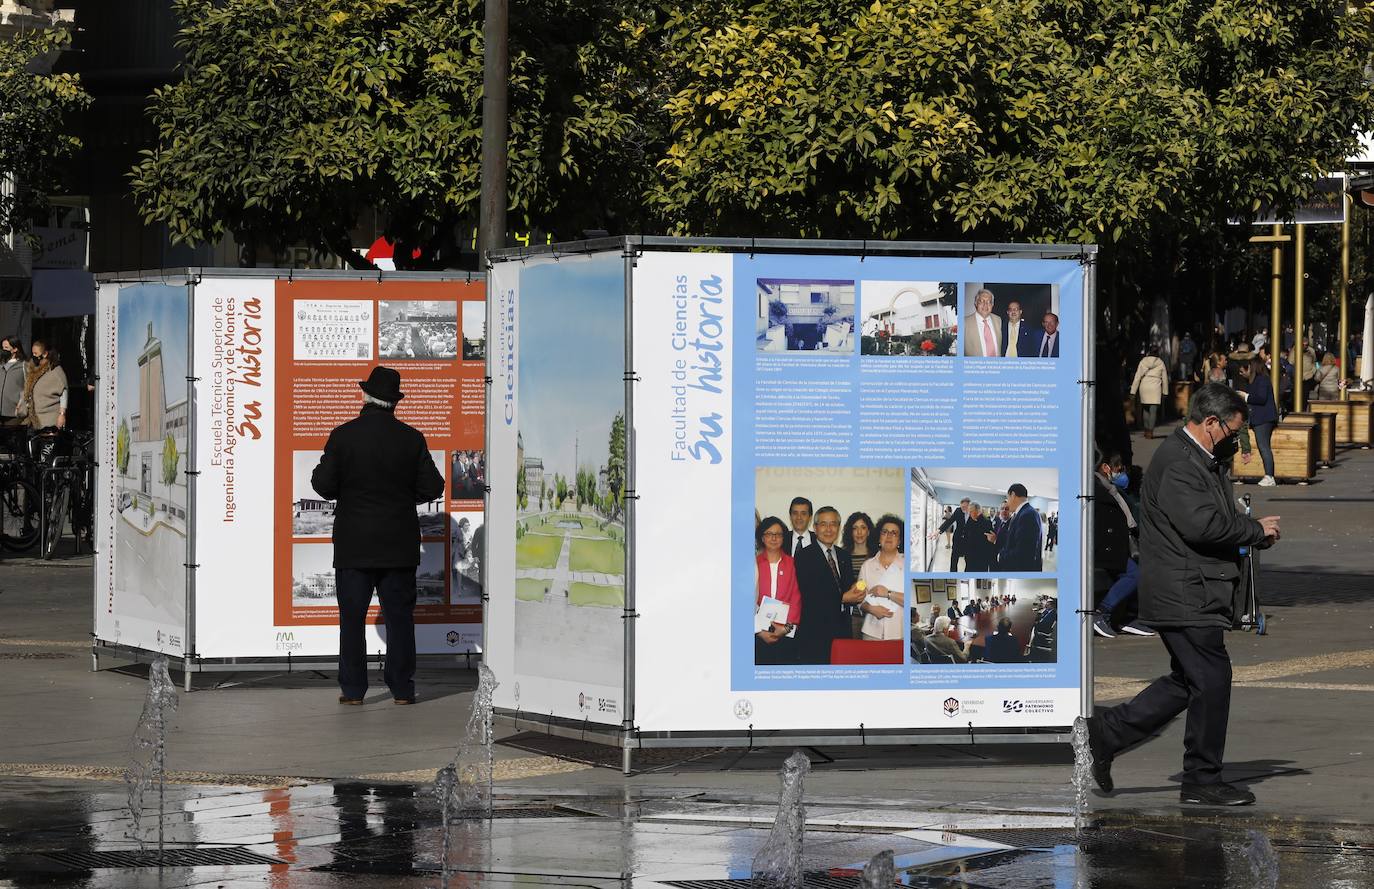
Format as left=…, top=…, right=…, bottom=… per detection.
left=293, top=299, right=373, bottom=361
left=113, top=284, right=190, bottom=635
left=751, top=467, right=906, bottom=667
left=859, top=280, right=958, bottom=357
left=756, top=278, right=855, bottom=352
left=450, top=511, right=483, bottom=603
left=291, top=450, right=334, bottom=537
left=911, top=467, right=1059, bottom=574
left=909, top=577, right=1059, bottom=665
left=462, top=300, right=485, bottom=360
left=962, top=282, right=1060, bottom=359
left=451, top=449, right=484, bottom=501
left=379, top=300, right=459, bottom=360
left=514, top=258, right=626, bottom=693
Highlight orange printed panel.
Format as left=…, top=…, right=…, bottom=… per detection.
left=273, top=279, right=486, bottom=627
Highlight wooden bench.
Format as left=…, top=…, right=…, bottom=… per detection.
left=1231, top=418, right=1316, bottom=482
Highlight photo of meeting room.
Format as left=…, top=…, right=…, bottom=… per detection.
left=859, top=280, right=958, bottom=356
left=756, top=278, right=856, bottom=353
left=752, top=467, right=906, bottom=667
left=909, top=578, right=1059, bottom=664
left=961, top=282, right=1061, bottom=358
left=910, top=467, right=1060, bottom=574
left=379, top=300, right=460, bottom=360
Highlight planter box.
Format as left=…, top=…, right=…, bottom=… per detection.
left=1231, top=419, right=1316, bottom=482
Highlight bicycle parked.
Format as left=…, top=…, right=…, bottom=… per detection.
left=0, top=426, right=93, bottom=558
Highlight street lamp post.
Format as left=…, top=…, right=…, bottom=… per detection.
left=1294, top=223, right=1306, bottom=413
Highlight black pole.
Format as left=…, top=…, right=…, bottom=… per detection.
left=479, top=0, right=509, bottom=259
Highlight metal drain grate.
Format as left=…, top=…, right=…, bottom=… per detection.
left=42, top=847, right=284, bottom=869
left=457, top=805, right=601, bottom=819
left=662, top=874, right=891, bottom=889
left=951, top=827, right=1115, bottom=848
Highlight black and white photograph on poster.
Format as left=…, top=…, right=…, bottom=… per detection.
left=911, top=468, right=1059, bottom=574
left=962, top=283, right=1060, bottom=358
left=293, top=299, right=373, bottom=361
left=859, top=281, right=958, bottom=357
left=291, top=450, right=334, bottom=537
left=756, top=278, right=855, bottom=353
left=910, top=578, right=1059, bottom=664
left=418, top=449, right=447, bottom=536
left=451, top=449, right=485, bottom=501
left=417, top=540, right=447, bottom=605
left=753, top=467, right=906, bottom=666
left=379, top=300, right=459, bottom=360
left=450, top=512, right=483, bottom=603
left=461, top=300, right=485, bottom=360
left=290, top=542, right=336, bottom=606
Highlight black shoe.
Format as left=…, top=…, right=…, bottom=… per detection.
left=1092, top=613, right=1118, bottom=638
left=1180, top=781, right=1255, bottom=806
left=1085, top=716, right=1114, bottom=793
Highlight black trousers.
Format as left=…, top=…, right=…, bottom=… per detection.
left=1097, top=626, right=1232, bottom=784
left=336, top=566, right=418, bottom=699
left=948, top=545, right=963, bottom=572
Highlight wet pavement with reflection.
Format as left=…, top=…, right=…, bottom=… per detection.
left=1, top=778, right=1370, bottom=888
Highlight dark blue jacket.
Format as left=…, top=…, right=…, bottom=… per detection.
left=1002, top=319, right=1038, bottom=357
left=998, top=503, right=1044, bottom=571
left=1242, top=373, right=1278, bottom=426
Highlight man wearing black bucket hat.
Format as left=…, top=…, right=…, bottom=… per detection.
left=312, top=366, right=445, bottom=705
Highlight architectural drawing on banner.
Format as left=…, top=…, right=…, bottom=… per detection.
left=291, top=450, right=333, bottom=537
left=909, top=577, right=1060, bottom=666
left=461, top=300, right=486, bottom=360
left=910, top=467, right=1060, bottom=574
left=379, top=300, right=459, bottom=360
left=115, top=288, right=189, bottom=632
left=860, top=281, right=958, bottom=356
left=514, top=258, right=626, bottom=693
left=756, top=278, right=855, bottom=352
left=419, top=449, right=448, bottom=536
left=293, top=300, right=373, bottom=361
left=450, top=511, right=484, bottom=604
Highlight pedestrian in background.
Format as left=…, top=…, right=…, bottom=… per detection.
left=1313, top=352, right=1341, bottom=401
left=1088, top=383, right=1280, bottom=807
left=1129, top=345, right=1169, bottom=439
left=312, top=366, right=445, bottom=706
left=1235, top=357, right=1278, bottom=487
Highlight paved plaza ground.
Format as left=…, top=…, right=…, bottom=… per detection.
left=1, top=420, right=1372, bottom=886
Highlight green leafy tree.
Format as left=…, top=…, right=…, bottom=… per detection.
left=131, top=0, right=654, bottom=267
left=650, top=0, right=1374, bottom=251
left=0, top=26, right=89, bottom=238
left=516, top=457, right=527, bottom=509
left=555, top=472, right=569, bottom=508
left=605, top=411, right=625, bottom=518
left=161, top=434, right=180, bottom=487
left=116, top=419, right=131, bottom=475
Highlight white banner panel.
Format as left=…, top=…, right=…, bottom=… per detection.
left=631, top=250, right=1088, bottom=733
left=94, top=281, right=191, bottom=655
left=487, top=253, right=628, bottom=723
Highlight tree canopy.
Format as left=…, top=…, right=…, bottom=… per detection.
left=131, top=0, right=651, bottom=267
left=0, top=26, right=89, bottom=238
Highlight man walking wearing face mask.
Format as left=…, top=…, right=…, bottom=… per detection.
left=1087, top=384, right=1281, bottom=806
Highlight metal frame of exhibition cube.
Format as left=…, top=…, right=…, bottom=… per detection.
left=485, top=236, right=1098, bottom=774
left=91, top=267, right=485, bottom=691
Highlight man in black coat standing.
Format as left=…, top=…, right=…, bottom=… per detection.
left=1088, top=384, right=1280, bottom=806
left=963, top=502, right=996, bottom=571
left=793, top=506, right=864, bottom=664
left=312, top=367, right=446, bottom=705
left=934, top=498, right=971, bottom=571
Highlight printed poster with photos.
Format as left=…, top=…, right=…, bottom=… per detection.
left=272, top=279, right=487, bottom=643
left=631, top=250, right=1088, bottom=733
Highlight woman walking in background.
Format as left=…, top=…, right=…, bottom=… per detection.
left=1313, top=352, right=1341, bottom=401
left=1236, top=357, right=1278, bottom=487
left=1130, top=345, right=1169, bottom=439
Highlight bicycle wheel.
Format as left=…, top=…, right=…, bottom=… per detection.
left=42, top=480, right=70, bottom=560
left=0, top=476, right=41, bottom=552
